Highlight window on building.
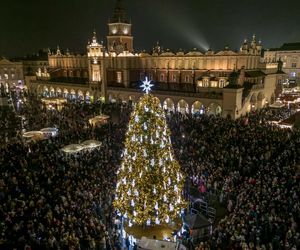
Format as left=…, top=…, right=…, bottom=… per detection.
left=11, top=74, right=15, bottom=79
left=117, top=71, right=122, bottom=83
left=203, top=79, right=209, bottom=87
left=210, top=81, right=218, bottom=87
left=172, top=75, right=176, bottom=82
left=140, top=72, right=144, bottom=80
left=185, top=75, right=189, bottom=83
left=93, top=71, right=100, bottom=82
left=291, top=63, right=297, bottom=68
left=219, top=79, right=225, bottom=88
left=197, top=81, right=203, bottom=87
left=4, top=74, right=8, bottom=79
left=160, top=74, right=164, bottom=82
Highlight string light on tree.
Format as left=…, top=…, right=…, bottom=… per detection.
left=114, top=78, right=186, bottom=226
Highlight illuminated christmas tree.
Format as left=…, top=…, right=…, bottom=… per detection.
left=114, top=77, right=186, bottom=227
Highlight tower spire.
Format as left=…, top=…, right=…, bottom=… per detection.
left=92, top=29, right=98, bottom=44
left=111, top=0, right=128, bottom=23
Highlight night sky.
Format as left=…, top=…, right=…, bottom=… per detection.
left=1, top=0, right=300, bottom=57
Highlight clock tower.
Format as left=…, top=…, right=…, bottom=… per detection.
left=107, top=0, right=133, bottom=54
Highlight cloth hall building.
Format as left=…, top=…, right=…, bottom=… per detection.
left=28, top=0, right=286, bottom=119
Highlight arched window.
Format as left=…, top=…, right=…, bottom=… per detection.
left=172, top=75, right=176, bottom=82
left=160, top=74, right=164, bottom=82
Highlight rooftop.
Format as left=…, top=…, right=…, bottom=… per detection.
left=245, top=70, right=266, bottom=78
left=269, top=42, right=300, bottom=51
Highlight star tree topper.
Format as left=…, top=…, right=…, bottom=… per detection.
left=140, top=77, right=154, bottom=94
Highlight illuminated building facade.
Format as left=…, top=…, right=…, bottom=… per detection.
left=0, top=58, right=24, bottom=91
left=263, top=42, right=300, bottom=85
left=29, top=0, right=285, bottom=119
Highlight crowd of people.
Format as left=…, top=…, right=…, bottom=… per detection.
left=0, top=108, right=20, bottom=141
left=0, top=92, right=131, bottom=249
left=0, top=91, right=299, bottom=249
left=169, top=108, right=299, bottom=249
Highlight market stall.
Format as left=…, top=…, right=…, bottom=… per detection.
left=88, top=115, right=110, bottom=127
left=269, top=101, right=285, bottom=109
left=81, top=139, right=102, bottom=149
left=41, top=97, right=67, bottom=111
left=61, top=144, right=84, bottom=154
left=22, top=131, right=44, bottom=141
left=40, top=127, right=59, bottom=138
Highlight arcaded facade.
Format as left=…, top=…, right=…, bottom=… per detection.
left=31, top=0, right=285, bottom=119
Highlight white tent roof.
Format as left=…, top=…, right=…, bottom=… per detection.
left=23, top=131, right=44, bottom=138
left=137, top=237, right=180, bottom=250
left=81, top=140, right=102, bottom=149
left=61, top=144, right=84, bottom=153
left=40, top=127, right=59, bottom=136
left=40, top=127, right=58, bottom=133
left=269, top=101, right=285, bottom=108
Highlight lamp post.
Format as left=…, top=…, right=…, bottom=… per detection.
left=101, top=45, right=107, bottom=103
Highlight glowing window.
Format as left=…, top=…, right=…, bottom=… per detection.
left=211, top=81, right=218, bottom=87
left=93, top=71, right=100, bottom=82
left=203, top=79, right=209, bottom=87
left=117, top=71, right=122, bottom=83
left=111, top=27, right=117, bottom=34
left=219, top=79, right=225, bottom=88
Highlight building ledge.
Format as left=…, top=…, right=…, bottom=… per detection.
left=107, top=86, right=223, bottom=99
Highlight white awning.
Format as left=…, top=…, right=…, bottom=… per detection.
left=137, top=237, right=179, bottom=250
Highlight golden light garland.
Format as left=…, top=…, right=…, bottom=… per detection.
left=114, top=94, right=186, bottom=226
